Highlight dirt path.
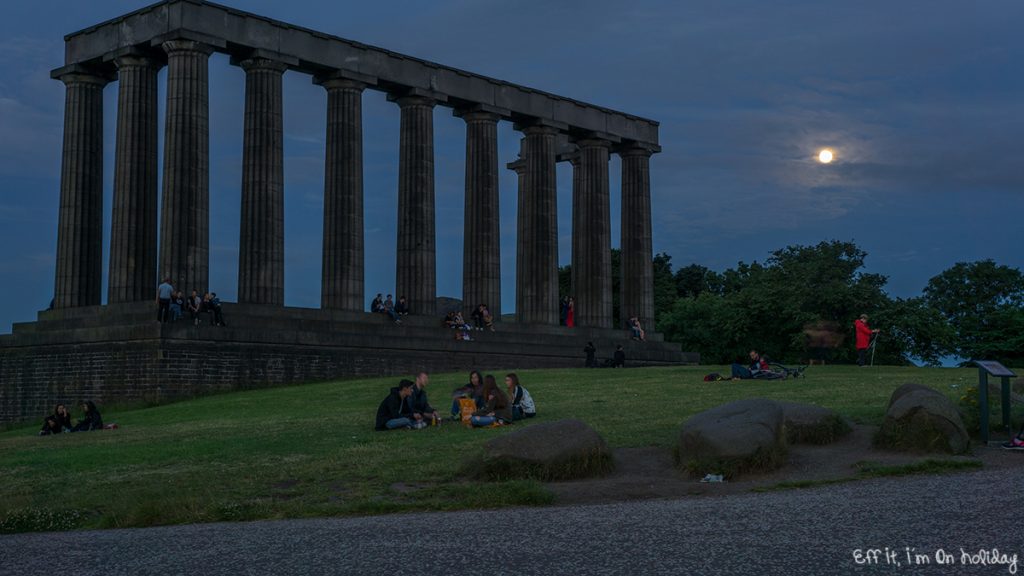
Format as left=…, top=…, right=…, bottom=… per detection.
left=548, top=425, right=1024, bottom=504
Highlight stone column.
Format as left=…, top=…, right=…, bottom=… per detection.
left=516, top=125, right=559, bottom=325
left=394, top=95, right=437, bottom=316
left=572, top=138, right=612, bottom=328
left=108, top=53, right=161, bottom=304
left=459, top=109, right=501, bottom=319
left=620, top=145, right=655, bottom=330
left=52, top=68, right=109, bottom=309
left=159, top=40, right=213, bottom=296
left=237, top=58, right=287, bottom=305
left=318, top=77, right=366, bottom=311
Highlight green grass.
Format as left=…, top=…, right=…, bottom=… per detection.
left=0, top=365, right=993, bottom=532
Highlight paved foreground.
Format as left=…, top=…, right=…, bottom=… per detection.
left=4, top=467, right=1022, bottom=576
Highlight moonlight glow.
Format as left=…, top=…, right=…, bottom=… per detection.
left=818, top=149, right=834, bottom=163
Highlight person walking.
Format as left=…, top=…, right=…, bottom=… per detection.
left=854, top=314, right=879, bottom=367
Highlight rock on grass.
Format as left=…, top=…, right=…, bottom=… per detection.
left=875, top=383, right=970, bottom=454
left=677, top=398, right=787, bottom=479
left=778, top=401, right=852, bottom=445
left=469, top=419, right=614, bottom=481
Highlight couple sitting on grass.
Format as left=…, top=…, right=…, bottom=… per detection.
left=374, top=372, right=439, bottom=431
left=450, top=371, right=536, bottom=427
left=39, top=401, right=105, bottom=435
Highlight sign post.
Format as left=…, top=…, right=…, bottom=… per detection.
left=974, top=361, right=1017, bottom=445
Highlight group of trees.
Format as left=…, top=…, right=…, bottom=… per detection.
left=557, top=240, right=1024, bottom=366
left=652, top=241, right=1023, bottom=366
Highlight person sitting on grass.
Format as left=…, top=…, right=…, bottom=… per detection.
left=374, top=380, right=421, bottom=431
left=470, top=375, right=512, bottom=427
left=506, top=373, right=536, bottom=420
left=71, top=401, right=103, bottom=432
left=39, top=415, right=63, bottom=436
left=451, top=370, right=485, bottom=419
left=730, top=350, right=770, bottom=379
left=410, top=372, right=439, bottom=425
left=53, top=403, right=73, bottom=432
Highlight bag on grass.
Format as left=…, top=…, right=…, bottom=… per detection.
left=703, top=373, right=724, bottom=382
left=458, top=398, right=477, bottom=426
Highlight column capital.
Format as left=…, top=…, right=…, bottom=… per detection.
left=514, top=117, right=567, bottom=134
left=387, top=87, right=447, bottom=107
left=236, top=57, right=289, bottom=74
left=50, top=64, right=114, bottom=86
left=161, top=39, right=216, bottom=56
left=453, top=103, right=508, bottom=122
left=617, top=141, right=661, bottom=157
left=576, top=137, right=613, bottom=150
left=314, top=69, right=376, bottom=89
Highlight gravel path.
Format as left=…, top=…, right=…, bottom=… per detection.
left=4, top=467, right=1022, bottom=576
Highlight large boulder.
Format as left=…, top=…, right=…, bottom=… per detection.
left=677, top=399, right=787, bottom=478
left=876, top=383, right=970, bottom=454
left=779, top=401, right=852, bottom=445
left=474, top=419, right=614, bottom=481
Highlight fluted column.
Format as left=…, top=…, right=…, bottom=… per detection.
left=459, top=109, right=501, bottom=319
left=238, top=58, right=287, bottom=305
left=52, top=69, right=110, bottom=309
left=108, top=54, right=161, bottom=304
left=395, top=95, right=437, bottom=316
left=620, top=145, right=655, bottom=330
left=572, top=139, right=613, bottom=327
left=159, top=40, right=213, bottom=296
left=318, top=77, right=366, bottom=311
left=516, top=125, right=559, bottom=325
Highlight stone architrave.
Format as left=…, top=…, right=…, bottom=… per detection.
left=318, top=76, right=366, bottom=311
left=237, top=57, right=287, bottom=305
left=517, top=124, right=559, bottom=325
left=620, top=144, right=655, bottom=331
left=159, top=40, right=213, bottom=296
left=572, top=138, right=612, bottom=328
left=394, top=94, right=437, bottom=317
left=52, top=68, right=110, bottom=309
left=108, top=53, right=161, bottom=304
left=459, top=108, right=501, bottom=319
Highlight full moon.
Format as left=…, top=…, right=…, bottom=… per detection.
left=818, top=149, right=834, bottom=163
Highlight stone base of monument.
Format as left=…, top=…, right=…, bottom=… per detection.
left=0, top=302, right=692, bottom=424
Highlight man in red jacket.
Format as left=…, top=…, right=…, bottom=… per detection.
left=854, top=314, right=879, bottom=366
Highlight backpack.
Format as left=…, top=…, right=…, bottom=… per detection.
left=518, top=386, right=536, bottom=415
left=703, top=373, right=725, bottom=382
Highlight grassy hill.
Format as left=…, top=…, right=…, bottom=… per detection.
left=0, top=365, right=1001, bottom=533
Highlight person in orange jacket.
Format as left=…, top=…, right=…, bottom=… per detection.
left=854, top=314, right=880, bottom=366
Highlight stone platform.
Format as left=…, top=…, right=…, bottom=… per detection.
left=0, top=303, right=691, bottom=424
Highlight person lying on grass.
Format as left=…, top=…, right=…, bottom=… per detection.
left=470, top=375, right=513, bottom=427
left=374, top=380, right=424, bottom=431
left=730, top=350, right=769, bottom=380
left=506, top=373, right=536, bottom=421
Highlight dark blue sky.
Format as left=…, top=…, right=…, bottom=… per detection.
left=1, top=1, right=1022, bottom=332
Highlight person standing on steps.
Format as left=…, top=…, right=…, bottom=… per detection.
left=584, top=341, right=597, bottom=368
left=156, top=277, right=174, bottom=323
left=854, top=314, right=879, bottom=367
